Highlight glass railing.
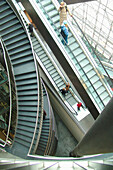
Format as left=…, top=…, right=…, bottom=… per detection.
left=72, top=15, right=113, bottom=90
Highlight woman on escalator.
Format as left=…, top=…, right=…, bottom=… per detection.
left=58, top=1, right=72, bottom=26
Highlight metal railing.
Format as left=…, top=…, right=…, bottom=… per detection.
left=0, top=39, right=13, bottom=147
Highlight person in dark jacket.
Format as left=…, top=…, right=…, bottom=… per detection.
left=60, top=82, right=70, bottom=97
left=60, top=87, right=67, bottom=97
left=61, top=20, right=69, bottom=45
left=28, top=23, right=34, bottom=37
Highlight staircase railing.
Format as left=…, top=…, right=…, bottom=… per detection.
left=0, top=39, right=14, bottom=147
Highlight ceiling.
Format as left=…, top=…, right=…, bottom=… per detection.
left=69, top=0, right=113, bottom=64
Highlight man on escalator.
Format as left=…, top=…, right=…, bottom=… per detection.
left=28, top=23, right=34, bottom=37
left=60, top=82, right=70, bottom=97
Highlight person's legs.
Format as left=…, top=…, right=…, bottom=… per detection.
left=61, top=88, right=66, bottom=97
left=77, top=106, right=80, bottom=111
left=65, top=36, right=68, bottom=44
left=61, top=30, right=65, bottom=45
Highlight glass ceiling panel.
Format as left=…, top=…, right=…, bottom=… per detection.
left=69, top=0, right=113, bottom=63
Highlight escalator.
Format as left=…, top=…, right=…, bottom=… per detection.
left=19, top=0, right=113, bottom=119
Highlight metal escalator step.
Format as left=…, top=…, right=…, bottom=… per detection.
left=18, top=100, right=38, bottom=107
left=13, top=62, right=36, bottom=76
left=0, top=9, right=13, bottom=19
left=16, top=128, right=34, bottom=139
left=18, top=106, right=37, bottom=112
left=55, top=78, right=62, bottom=84
left=51, top=72, right=59, bottom=79
left=19, top=111, right=37, bottom=118
left=45, top=4, right=54, bottom=13
left=11, top=57, right=34, bottom=66
left=1, top=11, right=16, bottom=20
left=38, top=53, right=46, bottom=59
left=0, top=1, right=6, bottom=6
left=32, top=40, right=40, bottom=47
left=18, top=95, right=38, bottom=101
left=101, top=91, right=109, bottom=101
left=39, top=136, right=49, bottom=142
left=57, top=81, right=64, bottom=88
left=53, top=75, right=61, bottom=81
left=48, top=9, right=58, bottom=18
left=3, top=30, right=25, bottom=41
left=10, top=50, right=32, bottom=61
left=17, top=84, right=37, bottom=92
left=0, top=19, right=19, bottom=30
left=43, top=59, right=51, bottom=66
left=16, top=78, right=37, bottom=86
left=41, top=0, right=51, bottom=7
left=38, top=141, right=47, bottom=148
left=41, top=125, right=50, bottom=130
left=80, top=59, right=89, bottom=68
left=8, top=44, right=31, bottom=56
left=37, top=50, right=45, bottom=56
left=43, top=119, right=50, bottom=124
left=5, top=33, right=27, bottom=45
left=7, top=39, right=29, bottom=50
left=37, top=145, right=46, bottom=151
left=54, top=21, right=60, bottom=29
left=87, top=70, right=96, bottom=79
left=14, top=136, right=31, bottom=147
left=0, top=4, right=10, bottom=13
left=73, top=48, right=83, bottom=57
left=52, top=15, right=59, bottom=23
left=41, top=56, right=49, bottom=63
left=15, top=71, right=36, bottom=80
left=69, top=38, right=78, bottom=46
left=84, top=64, right=92, bottom=74
left=50, top=70, right=57, bottom=77
left=70, top=42, right=79, bottom=51
left=103, top=96, right=110, bottom=105
left=94, top=81, right=103, bottom=89
left=18, top=115, right=37, bottom=123
left=68, top=97, right=76, bottom=106
left=40, top=133, right=49, bottom=138
left=45, top=64, right=54, bottom=71
left=96, top=86, right=105, bottom=95
left=1, top=14, right=16, bottom=25
left=90, top=75, right=99, bottom=84
left=41, top=131, right=50, bottom=136
left=35, top=46, right=43, bottom=53
left=18, top=120, right=36, bottom=128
